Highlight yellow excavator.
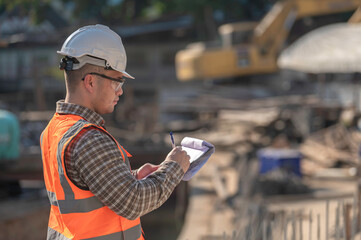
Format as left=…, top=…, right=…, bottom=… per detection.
left=175, top=0, right=361, bottom=81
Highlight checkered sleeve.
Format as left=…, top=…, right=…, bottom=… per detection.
left=70, top=128, right=184, bottom=220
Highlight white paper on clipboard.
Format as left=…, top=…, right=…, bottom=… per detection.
left=181, top=137, right=215, bottom=181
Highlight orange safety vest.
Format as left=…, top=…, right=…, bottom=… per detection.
left=40, top=113, right=145, bottom=240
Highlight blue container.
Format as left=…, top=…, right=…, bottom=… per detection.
left=0, top=110, right=20, bottom=162
left=258, top=148, right=302, bottom=177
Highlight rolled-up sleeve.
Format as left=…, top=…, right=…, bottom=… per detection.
left=70, top=128, right=184, bottom=220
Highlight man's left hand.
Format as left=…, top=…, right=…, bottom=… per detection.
left=136, top=163, right=159, bottom=179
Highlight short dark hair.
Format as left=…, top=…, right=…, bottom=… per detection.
left=64, top=64, right=104, bottom=93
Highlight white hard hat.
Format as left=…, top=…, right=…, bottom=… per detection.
left=57, top=24, right=134, bottom=79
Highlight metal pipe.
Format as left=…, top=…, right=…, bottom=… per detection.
left=326, top=200, right=329, bottom=240
left=317, top=214, right=321, bottom=240
left=336, top=202, right=340, bottom=240
left=299, top=211, right=303, bottom=240
left=309, top=210, right=313, bottom=240
left=284, top=217, right=289, bottom=240
left=352, top=195, right=357, bottom=240
left=292, top=211, right=296, bottom=240
left=263, top=218, right=267, bottom=240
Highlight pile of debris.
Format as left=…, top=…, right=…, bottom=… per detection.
left=301, top=123, right=361, bottom=177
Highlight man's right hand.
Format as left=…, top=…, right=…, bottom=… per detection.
left=165, top=147, right=190, bottom=173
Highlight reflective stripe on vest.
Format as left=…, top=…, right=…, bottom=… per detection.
left=119, top=145, right=131, bottom=169
left=57, top=119, right=88, bottom=199
left=48, top=226, right=142, bottom=240
left=48, top=227, right=72, bottom=240
left=47, top=191, right=104, bottom=214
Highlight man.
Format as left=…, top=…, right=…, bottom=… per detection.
left=40, top=24, right=190, bottom=240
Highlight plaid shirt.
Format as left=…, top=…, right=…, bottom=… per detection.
left=56, top=100, right=184, bottom=220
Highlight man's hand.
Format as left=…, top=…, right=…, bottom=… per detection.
left=165, top=147, right=190, bottom=173
left=136, top=163, right=159, bottom=180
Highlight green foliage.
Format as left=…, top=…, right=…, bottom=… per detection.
left=149, top=0, right=247, bottom=20
left=0, top=0, right=275, bottom=39
left=0, top=0, right=51, bottom=24
left=62, top=0, right=109, bottom=21
left=0, top=0, right=273, bottom=23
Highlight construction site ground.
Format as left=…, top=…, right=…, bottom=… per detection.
left=177, top=147, right=360, bottom=240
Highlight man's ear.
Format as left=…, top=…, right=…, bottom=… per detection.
left=83, top=74, right=95, bottom=93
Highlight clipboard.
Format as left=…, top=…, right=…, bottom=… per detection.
left=181, top=137, right=215, bottom=181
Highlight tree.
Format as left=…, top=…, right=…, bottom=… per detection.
left=0, top=0, right=275, bottom=40
left=144, top=0, right=275, bottom=40
left=0, top=0, right=52, bottom=24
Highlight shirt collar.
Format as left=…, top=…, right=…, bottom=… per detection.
left=56, top=100, right=105, bottom=126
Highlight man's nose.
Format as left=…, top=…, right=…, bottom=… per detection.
left=116, top=88, right=123, bottom=96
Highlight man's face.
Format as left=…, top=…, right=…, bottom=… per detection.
left=92, top=70, right=124, bottom=115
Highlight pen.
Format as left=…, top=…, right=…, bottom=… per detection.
left=169, top=132, right=175, bottom=148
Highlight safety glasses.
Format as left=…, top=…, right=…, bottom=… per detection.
left=82, top=72, right=125, bottom=92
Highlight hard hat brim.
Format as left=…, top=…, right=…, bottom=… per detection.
left=121, top=71, right=135, bottom=79
left=57, top=52, right=135, bottom=79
